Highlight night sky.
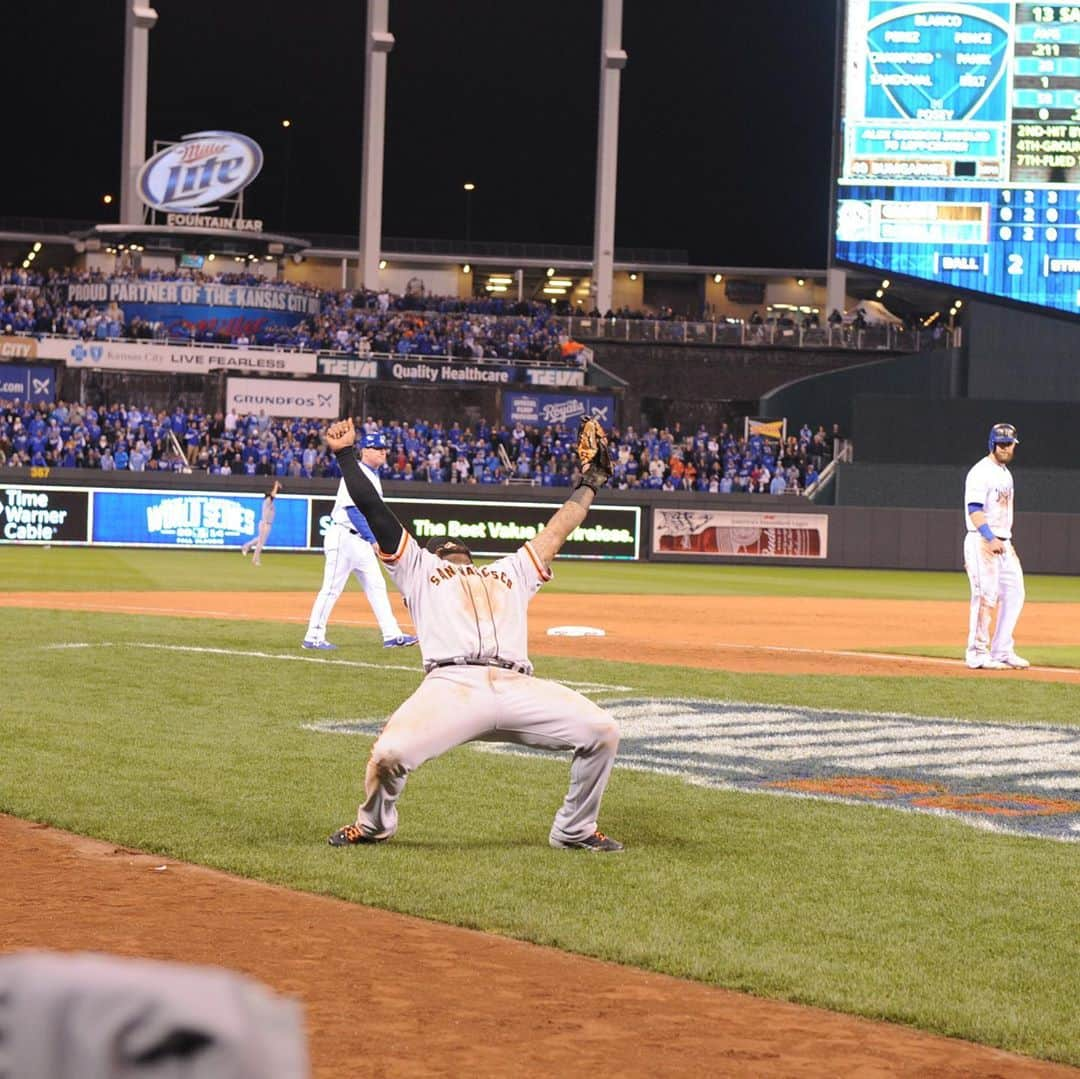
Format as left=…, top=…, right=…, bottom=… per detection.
left=4, top=1, right=839, bottom=268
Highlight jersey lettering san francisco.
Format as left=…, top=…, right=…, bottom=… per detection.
left=380, top=536, right=550, bottom=669
left=964, top=455, right=1014, bottom=538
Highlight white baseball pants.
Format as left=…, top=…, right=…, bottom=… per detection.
left=354, top=665, right=619, bottom=845
left=964, top=533, right=1025, bottom=666
left=305, top=524, right=403, bottom=643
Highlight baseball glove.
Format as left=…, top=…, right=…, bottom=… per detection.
left=575, top=414, right=613, bottom=492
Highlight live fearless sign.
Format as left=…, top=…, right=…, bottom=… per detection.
left=36, top=338, right=317, bottom=376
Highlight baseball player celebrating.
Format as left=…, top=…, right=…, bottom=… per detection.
left=324, top=414, right=623, bottom=852
left=963, top=423, right=1028, bottom=670
left=302, top=431, right=417, bottom=651
left=241, top=479, right=281, bottom=566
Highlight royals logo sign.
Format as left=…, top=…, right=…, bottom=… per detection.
left=137, top=130, right=264, bottom=212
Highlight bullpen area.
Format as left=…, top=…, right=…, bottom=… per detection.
left=2, top=547, right=1079, bottom=1076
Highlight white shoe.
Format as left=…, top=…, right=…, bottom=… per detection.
left=976, top=659, right=1010, bottom=670
left=996, top=654, right=1030, bottom=669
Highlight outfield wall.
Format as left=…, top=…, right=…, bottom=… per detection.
left=4, top=470, right=1078, bottom=574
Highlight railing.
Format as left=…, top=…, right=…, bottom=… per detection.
left=18, top=332, right=583, bottom=371
left=805, top=439, right=853, bottom=502
left=552, top=316, right=960, bottom=352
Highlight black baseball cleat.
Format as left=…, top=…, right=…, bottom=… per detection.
left=328, top=824, right=385, bottom=847
left=549, top=830, right=624, bottom=853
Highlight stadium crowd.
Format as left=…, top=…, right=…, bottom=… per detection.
left=0, top=267, right=596, bottom=361
left=0, top=396, right=839, bottom=493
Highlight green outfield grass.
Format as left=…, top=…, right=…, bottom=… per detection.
left=1, top=549, right=1078, bottom=1064
left=4, top=545, right=1080, bottom=601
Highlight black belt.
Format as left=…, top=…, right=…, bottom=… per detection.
left=425, top=657, right=532, bottom=676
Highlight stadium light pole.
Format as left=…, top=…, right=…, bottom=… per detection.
left=591, top=0, right=627, bottom=316
left=463, top=182, right=476, bottom=248
left=359, top=0, right=395, bottom=290
left=120, top=0, right=158, bottom=226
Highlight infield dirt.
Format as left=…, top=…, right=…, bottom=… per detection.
left=6, top=589, right=1080, bottom=681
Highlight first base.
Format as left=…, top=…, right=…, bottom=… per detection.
left=546, top=625, right=606, bottom=637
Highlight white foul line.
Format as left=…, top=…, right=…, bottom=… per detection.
left=42, top=642, right=631, bottom=692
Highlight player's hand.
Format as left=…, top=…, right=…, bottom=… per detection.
left=984, top=536, right=1005, bottom=555
left=326, top=418, right=356, bottom=452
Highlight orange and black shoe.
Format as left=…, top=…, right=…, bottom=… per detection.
left=549, top=830, right=624, bottom=853
left=327, top=824, right=385, bottom=847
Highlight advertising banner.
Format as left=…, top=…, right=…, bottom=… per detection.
left=524, top=368, right=586, bottom=387
left=91, top=489, right=309, bottom=548
left=225, top=377, right=341, bottom=419
left=310, top=496, right=640, bottom=560
left=63, top=281, right=320, bottom=339
left=653, top=508, right=828, bottom=559
left=378, top=359, right=520, bottom=384
left=0, top=337, right=39, bottom=360
left=0, top=364, right=56, bottom=403
left=503, top=392, right=615, bottom=431
left=0, top=485, right=90, bottom=543
left=319, top=356, right=378, bottom=379
left=36, top=337, right=317, bottom=376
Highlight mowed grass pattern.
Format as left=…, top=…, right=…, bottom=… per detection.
left=1, top=548, right=1078, bottom=1065
left=7, top=543, right=1080, bottom=601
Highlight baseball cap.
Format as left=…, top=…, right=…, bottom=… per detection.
left=359, top=432, right=387, bottom=450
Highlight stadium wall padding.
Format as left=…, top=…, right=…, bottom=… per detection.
left=835, top=462, right=1080, bottom=513
left=758, top=351, right=962, bottom=438
left=5, top=469, right=1077, bottom=574
left=588, top=342, right=888, bottom=431
left=965, top=300, right=1080, bottom=401
left=851, top=397, right=1076, bottom=467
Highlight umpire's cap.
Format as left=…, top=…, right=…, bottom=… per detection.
left=359, top=431, right=388, bottom=450
left=988, top=423, right=1019, bottom=451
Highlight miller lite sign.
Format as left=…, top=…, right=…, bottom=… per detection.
left=137, top=130, right=264, bottom=212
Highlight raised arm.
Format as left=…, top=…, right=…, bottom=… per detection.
left=326, top=418, right=406, bottom=556
left=530, top=486, right=597, bottom=567
left=529, top=417, right=613, bottom=568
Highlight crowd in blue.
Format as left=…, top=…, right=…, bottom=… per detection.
left=0, top=267, right=588, bottom=361
left=0, top=397, right=838, bottom=493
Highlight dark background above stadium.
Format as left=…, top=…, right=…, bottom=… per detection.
left=2, top=0, right=837, bottom=269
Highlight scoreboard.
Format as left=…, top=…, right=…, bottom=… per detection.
left=835, top=1, right=1080, bottom=315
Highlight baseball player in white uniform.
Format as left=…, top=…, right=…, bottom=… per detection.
left=323, top=416, right=623, bottom=852
left=241, top=480, right=280, bottom=566
left=963, top=423, right=1028, bottom=670
left=302, top=431, right=417, bottom=651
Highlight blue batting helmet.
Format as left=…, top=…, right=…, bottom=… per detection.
left=988, top=423, right=1019, bottom=452
left=359, top=432, right=387, bottom=450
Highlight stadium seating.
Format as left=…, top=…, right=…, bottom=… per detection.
left=0, top=398, right=835, bottom=493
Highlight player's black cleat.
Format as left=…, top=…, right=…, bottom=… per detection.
left=328, top=824, right=385, bottom=847
left=549, top=830, right=624, bottom=853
